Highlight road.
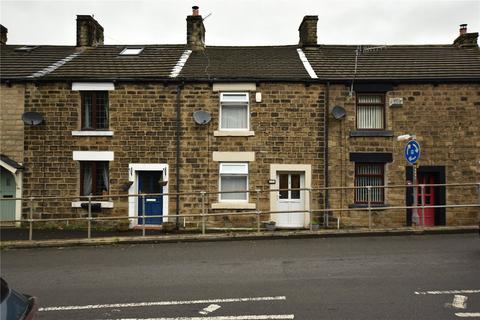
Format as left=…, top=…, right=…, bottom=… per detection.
left=1, top=234, right=479, bottom=319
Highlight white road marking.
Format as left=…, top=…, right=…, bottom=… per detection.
left=103, top=315, right=294, bottom=320
left=452, top=295, right=468, bottom=309
left=39, top=296, right=286, bottom=312
left=199, top=304, right=221, bottom=315
left=415, top=290, right=480, bottom=295
left=455, top=313, right=480, bottom=318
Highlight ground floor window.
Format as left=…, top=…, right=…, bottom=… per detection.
left=219, top=163, right=248, bottom=201
left=354, top=163, right=384, bottom=204
left=80, top=161, right=109, bottom=196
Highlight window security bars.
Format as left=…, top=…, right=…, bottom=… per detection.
left=355, top=163, right=384, bottom=204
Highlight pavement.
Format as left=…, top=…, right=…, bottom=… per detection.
left=1, top=225, right=478, bottom=249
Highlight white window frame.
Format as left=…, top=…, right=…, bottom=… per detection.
left=219, top=92, right=250, bottom=131
left=219, top=162, right=249, bottom=202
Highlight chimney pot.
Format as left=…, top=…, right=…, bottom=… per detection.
left=0, top=24, right=7, bottom=45
left=192, top=6, right=199, bottom=16
left=76, top=15, right=104, bottom=47
left=453, top=23, right=478, bottom=48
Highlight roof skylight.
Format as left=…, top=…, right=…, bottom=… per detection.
left=119, top=47, right=144, bottom=55
left=15, top=46, right=38, bottom=52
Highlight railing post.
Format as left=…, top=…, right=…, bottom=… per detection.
left=256, top=189, right=261, bottom=233
left=367, top=186, right=372, bottom=229
left=142, top=194, right=146, bottom=237
left=201, top=191, right=206, bottom=235
left=29, top=197, right=34, bottom=241
left=309, top=189, right=313, bottom=231
left=87, top=194, right=92, bottom=239
left=421, top=184, right=426, bottom=227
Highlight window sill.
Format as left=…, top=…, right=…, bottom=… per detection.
left=348, top=203, right=390, bottom=209
left=214, top=130, right=255, bottom=137
left=349, top=130, right=394, bottom=137
left=72, top=131, right=114, bottom=136
left=211, top=202, right=256, bottom=209
left=71, top=201, right=114, bottom=208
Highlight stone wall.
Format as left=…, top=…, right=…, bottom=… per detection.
left=0, top=84, right=25, bottom=163
left=21, top=82, right=326, bottom=228
left=328, top=83, right=480, bottom=227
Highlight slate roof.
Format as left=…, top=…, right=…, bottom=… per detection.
left=0, top=154, right=24, bottom=170
left=303, top=45, right=480, bottom=81
left=45, top=45, right=186, bottom=80
left=179, top=46, right=310, bottom=80
left=1, top=43, right=480, bottom=82
left=0, top=45, right=78, bottom=79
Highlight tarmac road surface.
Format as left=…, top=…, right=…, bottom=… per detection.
left=2, top=234, right=479, bottom=319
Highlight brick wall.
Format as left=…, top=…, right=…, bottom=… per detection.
left=0, top=84, right=25, bottom=163
left=328, top=83, right=480, bottom=227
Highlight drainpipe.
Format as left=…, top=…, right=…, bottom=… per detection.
left=324, top=82, right=330, bottom=221
left=175, top=83, right=184, bottom=229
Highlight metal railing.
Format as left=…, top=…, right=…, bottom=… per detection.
left=1, top=182, right=479, bottom=241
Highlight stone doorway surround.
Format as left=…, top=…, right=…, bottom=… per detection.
left=128, top=163, right=169, bottom=228
left=269, top=164, right=312, bottom=229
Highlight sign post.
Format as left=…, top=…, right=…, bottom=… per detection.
left=405, top=139, right=421, bottom=226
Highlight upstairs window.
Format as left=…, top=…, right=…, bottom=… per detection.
left=81, top=91, right=109, bottom=130
left=354, top=163, right=384, bottom=204
left=356, top=93, right=385, bottom=130
left=219, top=163, right=248, bottom=201
left=80, top=161, right=109, bottom=196
left=220, top=93, right=249, bottom=130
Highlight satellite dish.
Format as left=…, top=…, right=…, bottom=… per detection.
left=193, top=110, right=211, bottom=125
left=22, top=112, right=44, bottom=125
left=331, top=106, right=346, bottom=120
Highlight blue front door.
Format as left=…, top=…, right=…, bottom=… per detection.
left=138, top=171, right=163, bottom=225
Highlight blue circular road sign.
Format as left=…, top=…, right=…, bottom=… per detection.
left=405, top=140, right=420, bottom=164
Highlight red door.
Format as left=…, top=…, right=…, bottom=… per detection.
left=417, top=173, right=435, bottom=226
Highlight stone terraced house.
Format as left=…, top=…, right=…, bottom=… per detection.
left=1, top=9, right=479, bottom=229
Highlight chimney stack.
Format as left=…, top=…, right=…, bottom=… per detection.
left=0, top=24, right=7, bottom=45
left=298, top=16, right=318, bottom=47
left=453, top=23, right=478, bottom=48
left=186, top=6, right=205, bottom=51
left=76, top=15, right=104, bottom=47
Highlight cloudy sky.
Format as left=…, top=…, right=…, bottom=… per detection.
left=1, top=0, right=479, bottom=46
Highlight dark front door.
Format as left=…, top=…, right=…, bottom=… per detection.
left=417, top=173, right=435, bottom=227
left=138, top=171, right=163, bottom=225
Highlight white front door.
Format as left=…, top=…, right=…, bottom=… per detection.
left=275, top=172, right=305, bottom=228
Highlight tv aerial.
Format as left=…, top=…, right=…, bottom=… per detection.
left=22, top=112, right=44, bottom=125
left=193, top=110, right=211, bottom=125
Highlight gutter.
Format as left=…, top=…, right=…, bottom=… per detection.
left=325, top=82, right=330, bottom=222
left=175, top=83, right=184, bottom=229
left=3, top=77, right=480, bottom=85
